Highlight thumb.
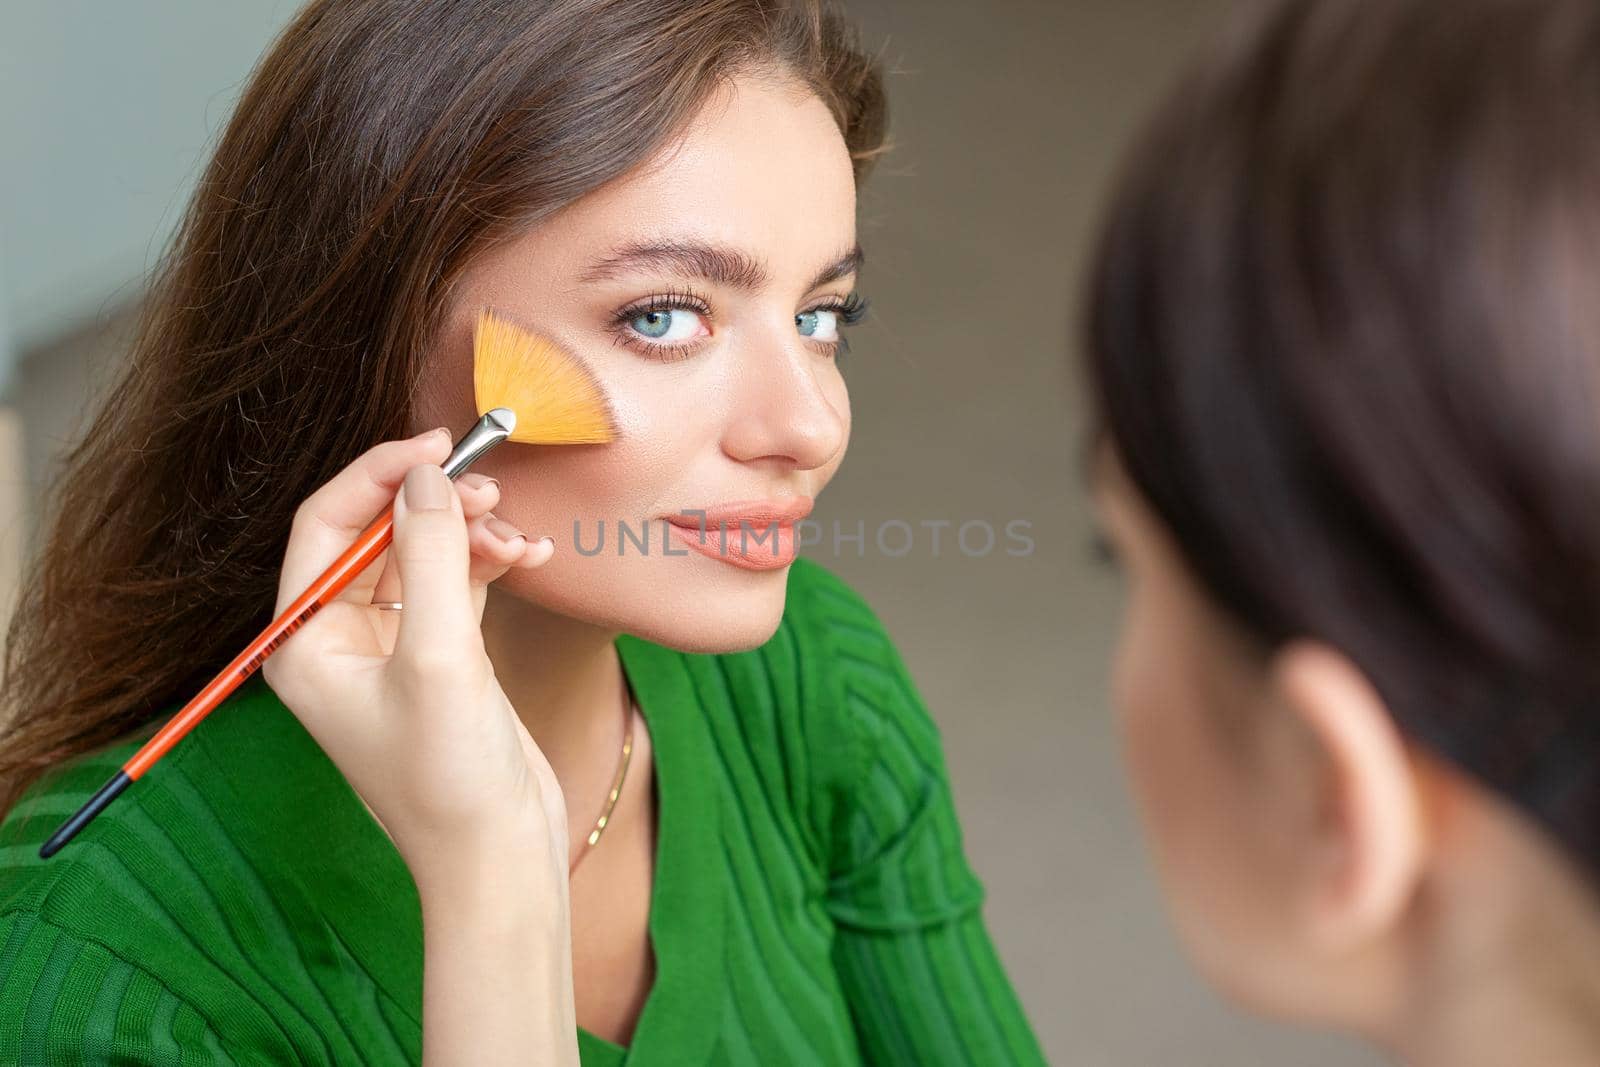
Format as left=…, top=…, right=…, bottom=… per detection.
left=391, top=463, right=480, bottom=666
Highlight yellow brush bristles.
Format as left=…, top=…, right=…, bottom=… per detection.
left=473, top=309, right=617, bottom=445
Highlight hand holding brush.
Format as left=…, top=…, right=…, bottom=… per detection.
left=39, top=311, right=616, bottom=1065
left=266, top=433, right=579, bottom=1066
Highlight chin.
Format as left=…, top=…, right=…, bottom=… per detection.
left=637, top=611, right=785, bottom=655
left=498, top=551, right=795, bottom=653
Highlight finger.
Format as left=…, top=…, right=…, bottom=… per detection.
left=363, top=509, right=518, bottom=618
left=467, top=516, right=556, bottom=581
left=467, top=518, right=518, bottom=625
left=457, top=472, right=501, bottom=518
left=391, top=463, right=480, bottom=666
left=369, top=518, right=545, bottom=653
left=501, top=535, right=555, bottom=578
left=369, top=522, right=552, bottom=654
left=520, top=536, right=556, bottom=569
left=365, top=548, right=399, bottom=607
left=362, top=475, right=499, bottom=608
left=369, top=597, right=402, bottom=658
left=279, top=429, right=452, bottom=609
left=376, top=508, right=549, bottom=593
left=469, top=512, right=530, bottom=568
left=465, top=512, right=529, bottom=619
left=470, top=534, right=555, bottom=622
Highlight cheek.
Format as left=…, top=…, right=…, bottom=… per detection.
left=477, top=356, right=713, bottom=526
left=817, top=366, right=851, bottom=483
left=1113, top=593, right=1229, bottom=865
left=461, top=356, right=840, bottom=650
left=1111, top=583, right=1307, bottom=1007
left=475, top=427, right=690, bottom=555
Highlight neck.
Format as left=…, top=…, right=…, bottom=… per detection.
left=1377, top=803, right=1600, bottom=1067
left=1388, top=925, right=1600, bottom=1067
left=479, top=585, right=628, bottom=820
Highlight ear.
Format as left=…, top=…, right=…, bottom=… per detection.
left=1269, top=640, right=1424, bottom=951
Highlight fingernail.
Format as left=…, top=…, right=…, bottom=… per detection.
left=410, top=426, right=450, bottom=442
left=461, top=473, right=499, bottom=492
left=404, top=465, right=451, bottom=511
left=486, top=515, right=525, bottom=543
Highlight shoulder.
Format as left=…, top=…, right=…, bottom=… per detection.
left=0, top=681, right=280, bottom=888
left=774, top=563, right=985, bottom=923
left=0, top=732, right=152, bottom=916
left=696, top=558, right=927, bottom=771
left=671, top=560, right=950, bottom=864
left=0, top=729, right=298, bottom=1060
left=780, top=554, right=885, bottom=634
left=775, top=556, right=918, bottom=702
left=660, top=558, right=905, bottom=719
left=774, top=558, right=941, bottom=776
left=0, top=720, right=243, bottom=965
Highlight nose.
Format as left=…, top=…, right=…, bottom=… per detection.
left=721, top=332, right=846, bottom=472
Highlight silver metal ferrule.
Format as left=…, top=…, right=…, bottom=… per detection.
left=440, top=407, right=517, bottom=479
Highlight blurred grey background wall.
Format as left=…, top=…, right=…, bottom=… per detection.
left=0, top=2, right=1380, bottom=1064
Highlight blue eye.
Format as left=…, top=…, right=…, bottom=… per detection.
left=629, top=307, right=705, bottom=343
left=796, top=309, right=840, bottom=341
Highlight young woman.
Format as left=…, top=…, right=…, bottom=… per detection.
left=1085, top=0, right=1600, bottom=1063
left=0, top=1, right=1045, bottom=1063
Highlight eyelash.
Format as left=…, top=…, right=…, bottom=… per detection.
left=607, top=288, right=869, bottom=362
left=814, top=293, right=869, bottom=360
left=608, top=288, right=710, bottom=362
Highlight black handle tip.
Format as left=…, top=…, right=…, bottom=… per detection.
left=39, top=770, right=132, bottom=859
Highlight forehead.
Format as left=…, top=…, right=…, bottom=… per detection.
left=535, top=73, right=859, bottom=273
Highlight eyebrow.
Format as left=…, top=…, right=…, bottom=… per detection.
left=579, top=240, right=863, bottom=294
left=807, top=246, right=864, bottom=292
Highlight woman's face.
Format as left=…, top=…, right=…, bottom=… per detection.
left=416, top=72, right=859, bottom=653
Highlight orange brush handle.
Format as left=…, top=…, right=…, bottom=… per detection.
left=124, top=504, right=394, bottom=778
left=41, top=409, right=517, bottom=859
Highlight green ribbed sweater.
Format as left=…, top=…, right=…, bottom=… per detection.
left=0, top=559, right=1044, bottom=1065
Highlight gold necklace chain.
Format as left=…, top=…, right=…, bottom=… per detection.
left=567, top=686, right=636, bottom=876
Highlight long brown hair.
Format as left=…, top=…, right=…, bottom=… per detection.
left=1086, top=0, right=1600, bottom=871
left=0, top=0, right=886, bottom=819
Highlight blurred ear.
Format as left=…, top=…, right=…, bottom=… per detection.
left=1270, top=640, right=1424, bottom=951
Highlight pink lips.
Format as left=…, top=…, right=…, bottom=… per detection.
left=663, top=496, right=814, bottom=571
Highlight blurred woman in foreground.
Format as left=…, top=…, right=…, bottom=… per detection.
left=1085, top=0, right=1600, bottom=1063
